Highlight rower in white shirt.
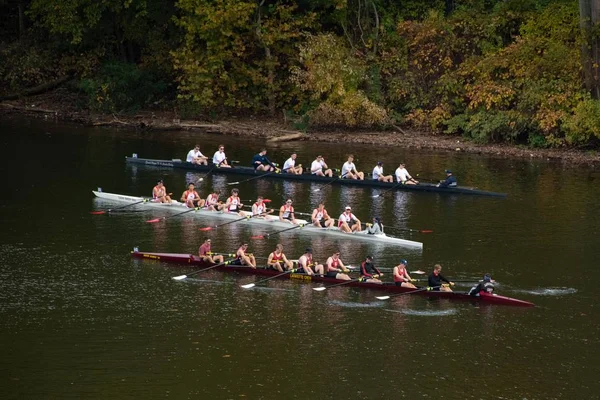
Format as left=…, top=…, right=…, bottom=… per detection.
left=282, top=153, right=303, bottom=174
left=310, top=155, right=333, bottom=177
left=338, top=205, right=361, bottom=232
left=186, top=144, right=208, bottom=165
left=372, top=161, right=393, bottom=182
left=395, top=163, right=419, bottom=185
left=341, top=155, right=364, bottom=180
left=212, top=144, right=231, bottom=168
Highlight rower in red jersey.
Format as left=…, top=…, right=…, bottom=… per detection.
left=223, top=188, right=244, bottom=216
left=230, top=243, right=256, bottom=269
left=338, top=205, right=361, bottom=232
left=198, top=238, right=224, bottom=263
left=360, top=255, right=383, bottom=284
left=325, top=251, right=351, bottom=280
left=393, top=259, right=416, bottom=288
left=311, top=203, right=335, bottom=228
left=180, top=182, right=204, bottom=208
left=267, top=244, right=294, bottom=272
left=204, top=189, right=221, bottom=211
left=279, top=198, right=299, bottom=224
left=252, top=196, right=271, bottom=218
left=296, top=248, right=324, bottom=276
left=152, top=180, right=172, bottom=203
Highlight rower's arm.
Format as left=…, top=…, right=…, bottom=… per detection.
left=267, top=253, right=274, bottom=264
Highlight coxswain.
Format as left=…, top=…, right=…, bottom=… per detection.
left=230, top=243, right=256, bottom=269
left=359, top=255, right=383, bottom=284
left=310, top=155, right=333, bottom=177
left=212, top=144, right=231, bottom=168
left=252, top=196, right=271, bottom=218
left=283, top=153, right=303, bottom=174
left=180, top=183, right=204, bottom=208
left=393, top=259, right=416, bottom=288
left=204, top=189, right=221, bottom=211
left=372, top=161, right=393, bottom=182
left=186, top=144, right=208, bottom=165
left=395, top=163, right=419, bottom=185
left=198, top=238, right=224, bottom=264
left=267, top=244, right=294, bottom=272
left=152, top=180, right=172, bottom=203
left=468, top=274, right=495, bottom=296
left=437, top=170, right=457, bottom=188
left=341, top=154, right=364, bottom=180
left=325, top=251, right=351, bottom=280
left=428, top=264, right=454, bottom=292
left=252, top=148, right=278, bottom=172
left=296, top=248, right=324, bottom=276
left=223, top=188, right=244, bottom=216
left=338, top=206, right=361, bottom=233
left=311, top=203, right=335, bottom=228
left=361, top=217, right=384, bottom=235
left=279, top=198, right=298, bottom=224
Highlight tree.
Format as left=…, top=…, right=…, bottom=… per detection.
left=579, top=0, right=600, bottom=99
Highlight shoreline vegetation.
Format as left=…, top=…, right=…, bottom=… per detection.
left=1, top=0, right=600, bottom=166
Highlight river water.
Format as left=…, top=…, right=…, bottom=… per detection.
left=1, top=116, right=599, bottom=399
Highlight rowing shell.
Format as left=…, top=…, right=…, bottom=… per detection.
left=125, top=156, right=507, bottom=198
left=93, top=191, right=423, bottom=249
left=131, top=251, right=534, bottom=307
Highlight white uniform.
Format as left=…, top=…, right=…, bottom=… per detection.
left=283, top=157, right=295, bottom=171
left=311, top=160, right=325, bottom=174
left=372, top=165, right=384, bottom=180
left=187, top=149, right=205, bottom=162
left=395, top=167, right=412, bottom=183
left=213, top=150, right=226, bottom=165
left=341, top=161, right=356, bottom=177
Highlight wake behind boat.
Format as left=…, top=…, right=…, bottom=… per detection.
left=125, top=156, right=507, bottom=198
left=131, top=250, right=534, bottom=307
left=93, top=190, right=423, bottom=249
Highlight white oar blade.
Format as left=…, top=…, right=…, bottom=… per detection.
left=312, top=189, right=320, bottom=192
left=312, top=287, right=327, bottom=292
left=375, top=295, right=391, bottom=300
left=172, top=275, right=187, bottom=281
left=240, top=283, right=256, bottom=289
left=410, top=270, right=426, bottom=275
left=371, top=194, right=380, bottom=198
left=227, top=182, right=240, bottom=185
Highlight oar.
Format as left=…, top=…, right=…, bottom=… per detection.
left=250, top=223, right=305, bottom=239
left=371, top=181, right=407, bottom=198
left=90, top=199, right=148, bottom=214
left=197, top=166, right=217, bottom=182
left=240, top=199, right=272, bottom=203
left=198, top=211, right=270, bottom=231
left=146, top=207, right=198, bottom=223
left=312, top=276, right=363, bottom=291
left=312, top=171, right=349, bottom=192
left=384, top=226, right=434, bottom=234
left=172, top=258, right=236, bottom=280
left=240, top=268, right=298, bottom=289
left=227, top=169, right=280, bottom=185
left=376, top=285, right=441, bottom=300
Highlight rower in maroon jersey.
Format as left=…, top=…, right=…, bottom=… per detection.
left=325, top=251, right=351, bottom=280
left=267, top=244, right=294, bottom=272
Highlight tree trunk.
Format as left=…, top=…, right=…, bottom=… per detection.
left=580, top=0, right=600, bottom=99
left=18, top=0, right=25, bottom=39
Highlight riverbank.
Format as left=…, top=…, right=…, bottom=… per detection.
left=2, top=91, right=600, bottom=167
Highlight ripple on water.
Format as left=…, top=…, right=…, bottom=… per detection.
left=384, top=308, right=458, bottom=316
left=512, top=287, right=577, bottom=296
left=328, top=300, right=384, bottom=308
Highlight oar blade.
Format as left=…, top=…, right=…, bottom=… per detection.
left=263, top=199, right=272, bottom=203
left=90, top=211, right=106, bottom=215
left=172, top=275, right=187, bottom=280
left=198, top=227, right=213, bottom=231
left=410, top=270, right=426, bottom=275
left=240, top=283, right=256, bottom=289
left=312, top=189, right=321, bottom=192
left=146, top=218, right=161, bottom=223
left=371, top=194, right=380, bottom=198
left=312, top=287, right=327, bottom=292
left=227, top=182, right=240, bottom=185
left=250, top=235, right=265, bottom=240
left=420, top=230, right=433, bottom=233
left=375, top=295, right=391, bottom=300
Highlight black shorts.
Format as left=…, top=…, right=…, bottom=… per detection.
left=230, top=259, right=242, bottom=266
left=326, top=271, right=338, bottom=278
left=282, top=215, right=293, bottom=221
left=318, top=220, right=327, bottom=227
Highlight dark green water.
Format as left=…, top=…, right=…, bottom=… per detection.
left=1, top=116, right=599, bottom=399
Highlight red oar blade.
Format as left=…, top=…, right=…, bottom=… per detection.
left=250, top=235, right=265, bottom=240
left=146, top=218, right=161, bottom=223
left=263, top=199, right=272, bottom=203
left=90, top=211, right=106, bottom=215
left=419, top=230, right=433, bottom=233
left=198, top=227, right=213, bottom=231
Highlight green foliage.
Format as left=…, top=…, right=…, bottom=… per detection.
left=79, top=61, right=167, bottom=113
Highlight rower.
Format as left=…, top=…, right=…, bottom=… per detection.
left=152, top=179, right=172, bottom=203
left=338, top=206, right=361, bottom=233
left=204, top=189, right=221, bottom=211
left=311, top=203, right=335, bottom=228
left=428, top=264, right=454, bottom=292
left=395, top=163, right=419, bottom=185
left=325, top=251, right=351, bottom=280
left=186, top=144, right=208, bottom=165
left=296, top=248, right=324, bottom=276
left=267, top=244, right=294, bottom=272
left=393, top=259, right=416, bottom=288
left=212, top=144, right=231, bottom=168
left=279, top=198, right=298, bottom=224
left=437, top=169, right=457, bottom=188
left=359, top=255, right=383, bottom=284
left=468, top=274, right=495, bottom=296
left=372, top=161, right=393, bottom=182
left=252, top=148, right=278, bottom=172
left=198, top=238, right=224, bottom=264
left=310, top=155, right=333, bottom=177
left=361, top=217, right=384, bottom=234
left=341, top=154, right=364, bottom=180
left=252, top=196, right=271, bottom=218
left=230, top=243, right=256, bottom=269
left=283, top=153, right=303, bottom=174
left=223, top=188, right=244, bottom=216
left=181, top=183, right=205, bottom=208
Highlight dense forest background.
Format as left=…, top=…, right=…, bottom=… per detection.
left=1, top=0, right=600, bottom=148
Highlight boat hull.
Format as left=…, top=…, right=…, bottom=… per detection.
left=125, top=156, right=507, bottom=198
left=132, top=251, right=534, bottom=307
